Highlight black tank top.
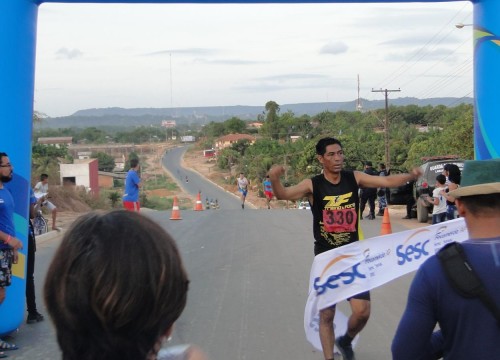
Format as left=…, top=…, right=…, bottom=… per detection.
left=311, top=171, right=360, bottom=255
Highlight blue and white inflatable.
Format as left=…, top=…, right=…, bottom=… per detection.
left=0, top=0, right=498, bottom=334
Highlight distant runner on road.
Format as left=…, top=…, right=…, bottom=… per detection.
left=237, top=172, right=249, bottom=209
left=263, top=175, right=273, bottom=209
left=268, top=137, right=421, bottom=360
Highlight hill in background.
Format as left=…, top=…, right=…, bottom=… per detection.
left=36, top=97, right=473, bottom=129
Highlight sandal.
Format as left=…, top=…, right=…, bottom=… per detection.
left=0, top=341, right=17, bottom=351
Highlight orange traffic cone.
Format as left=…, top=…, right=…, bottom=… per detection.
left=194, top=192, right=204, bottom=211
left=380, top=207, right=392, bottom=235
left=170, top=196, right=182, bottom=220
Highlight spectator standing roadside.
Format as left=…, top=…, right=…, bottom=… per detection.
left=237, top=172, right=249, bottom=209
left=26, top=188, right=44, bottom=324
left=263, top=175, right=273, bottom=209
left=0, top=152, right=23, bottom=352
left=359, top=161, right=378, bottom=220
left=430, top=174, right=447, bottom=224
left=402, top=197, right=416, bottom=220
left=442, top=163, right=461, bottom=220
left=392, top=159, right=500, bottom=359
left=123, top=158, right=141, bottom=212
left=377, top=163, right=388, bottom=216
left=34, top=173, right=59, bottom=231
left=268, top=137, right=421, bottom=360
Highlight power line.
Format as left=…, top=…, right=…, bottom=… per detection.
left=365, top=3, right=471, bottom=102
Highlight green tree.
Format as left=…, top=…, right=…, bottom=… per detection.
left=224, top=117, right=247, bottom=134
left=92, top=152, right=116, bottom=172
left=217, top=148, right=240, bottom=170
left=261, top=101, right=281, bottom=140
left=108, top=191, right=121, bottom=208
left=31, top=144, right=70, bottom=183
left=204, top=121, right=226, bottom=138
left=436, top=107, right=474, bottom=159
left=77, top=127, right=108, bottom=143
left=33, top=111, right=46, bottom=124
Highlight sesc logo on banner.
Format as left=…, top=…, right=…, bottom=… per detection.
left=396, top=229, right=432, bottom=266
left=313, top=254, right=367, bottom=296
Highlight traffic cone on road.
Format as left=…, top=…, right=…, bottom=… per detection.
left=380, top=207, right=392, bottom=235
left=169, top=196, right=182, bottom=220
left=194, top=192, right=204, bottom=211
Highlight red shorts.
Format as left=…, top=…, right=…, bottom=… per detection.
left=123, top=201, right=140, bottom=212
left=264, top=191, right=273, bottom=200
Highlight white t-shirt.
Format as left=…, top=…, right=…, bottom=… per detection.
left=432, top=187, right=447, bottom=215
left=34, top=181, right=48, bottom=197
left=237, top=177, right=249, bottom=190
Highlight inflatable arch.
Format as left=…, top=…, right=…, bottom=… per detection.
left=0, top=0, right=497, bottom=334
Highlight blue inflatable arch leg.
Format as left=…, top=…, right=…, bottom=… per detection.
left=0, top=0, right=497, bottom=335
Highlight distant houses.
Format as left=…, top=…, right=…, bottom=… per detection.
left=59, top=159, right=99, bottom=197
left=37, top=136, right=73, bottom=148
left=215, top=134, right=256, bottom=150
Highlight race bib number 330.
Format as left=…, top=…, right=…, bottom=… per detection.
left=322, top=208, right=357, bottom=233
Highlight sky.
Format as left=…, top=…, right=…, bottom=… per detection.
left=34, top=1, right=473, bottom=118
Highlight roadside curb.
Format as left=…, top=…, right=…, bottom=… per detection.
left=36, top=228, right=65, bottom=245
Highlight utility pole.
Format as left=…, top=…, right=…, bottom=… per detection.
left=356, top=74, right=363, bottom=112
left=371, top=88, right=401, bottom=169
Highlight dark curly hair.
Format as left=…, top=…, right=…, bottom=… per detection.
left=44, top=210, right=189, bottom=360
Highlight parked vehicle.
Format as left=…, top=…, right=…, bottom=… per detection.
left=386, top=168, right=414, bottom=206
left=386, top=157, right=465, bottom=222
left=297, top=200, right=311, bottom=210
left=413, top=156, right=465, bottom=223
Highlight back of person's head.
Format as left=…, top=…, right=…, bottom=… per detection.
left=449, top=159, right=500, bottom=216
left=379, top=163, right=386, bottom=170
left=44, top=210, right=189, bottom=360
left=40, top=173, right=49, bottom=181
left=436, top=174, right=446, bottom=185
left=130, top=158, right=139, bottom=169
left=316, top=137, right=342, bottom=156
left=444, top=163, right=461, bottom=185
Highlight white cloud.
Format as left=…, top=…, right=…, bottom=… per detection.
left=320, top=41, right=349, bottom=55
left=34, top=2, right=473, bottom=117
left=55, top=47, right=83, bottom=60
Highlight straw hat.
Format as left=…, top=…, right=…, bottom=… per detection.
left=448, top=159, right=500, bottom=198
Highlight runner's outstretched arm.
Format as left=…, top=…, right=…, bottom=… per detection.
left=356, top=167, right=421, bottom=189
left=268, top=165, right=312, bottom=201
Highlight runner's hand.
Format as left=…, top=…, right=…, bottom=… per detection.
left=268, top=166, right=286, bottom=179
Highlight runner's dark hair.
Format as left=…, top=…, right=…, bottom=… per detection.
left=316, top=137, right=342, bottom=156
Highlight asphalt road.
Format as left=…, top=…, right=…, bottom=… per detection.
left=162, top=146, right=245, bottom=209
left=8, top=148, right=420, bottom=360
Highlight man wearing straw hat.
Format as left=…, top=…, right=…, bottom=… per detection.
left=392, top=159, right=500, bottom=360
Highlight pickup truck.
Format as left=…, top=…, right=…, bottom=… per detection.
left=386, top=157, right=465, bottom=222
left=413, top=157, right=464, bottom=223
